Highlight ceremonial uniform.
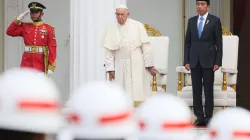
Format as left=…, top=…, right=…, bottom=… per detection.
left=6, top=2, right=56, bottom=74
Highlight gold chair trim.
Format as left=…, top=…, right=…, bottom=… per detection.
left=222, top=26, right=232, bottom=36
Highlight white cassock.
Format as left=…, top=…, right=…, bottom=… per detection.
left=103, top=18, right=154, bottom=102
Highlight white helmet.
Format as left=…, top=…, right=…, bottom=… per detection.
left=207, top=107, right=250, bottom=140
left=65, top=81, right=137, bottom=139
left=136, top=93, right=195, bottom=140
left=0, top=68, right=65, bottom=134
left=198, top=134, right=210, bottom=140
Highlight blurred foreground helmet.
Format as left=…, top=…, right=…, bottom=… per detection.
left=136, top=93, right=195, bottom=140
left=0, top=68, right=65, bottom=134
left=198, top=134, right=210, bottom=140
left=207, top=107, right=250, bottom=140
left=64, top=81, right=137, bottom=139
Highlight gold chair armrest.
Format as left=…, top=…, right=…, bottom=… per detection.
left=152, top=75, right=157, bottom=91
left=222, top=72, right=227, bottom=91
left=178, top=72, right=183, bottom=91
left=221, top=68, right=237, bottom=92
left=176, top=66, right=191, bottom=91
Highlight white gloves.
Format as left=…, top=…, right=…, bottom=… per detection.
left=17, top=10, right=30, bottom=21
left=47, top=70, right=53, bottom=75
left=37, top=70, right=53, bottom=78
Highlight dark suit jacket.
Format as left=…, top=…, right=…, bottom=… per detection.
left=184, top=13, right=223, bottom=68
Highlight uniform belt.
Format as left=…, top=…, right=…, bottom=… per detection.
left=24, top=46, right=44, bottom=53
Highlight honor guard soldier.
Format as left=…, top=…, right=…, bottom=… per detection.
left=6, top=2, right=57, bottom=77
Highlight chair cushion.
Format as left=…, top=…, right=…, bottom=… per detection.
left=185, top=72, right=237, bottom=86
left=180, top=99, right=227, bottom=106
left=178, top=86, right=234, bottom=99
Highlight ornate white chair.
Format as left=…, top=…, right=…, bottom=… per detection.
left=176, top=27, right=239, bottom=108
left=148, top=37, right=169, bottom=92
left=144, top=24, right=169, bottom=92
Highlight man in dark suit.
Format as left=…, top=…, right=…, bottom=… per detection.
left=184, top=0, right=223, bottom=126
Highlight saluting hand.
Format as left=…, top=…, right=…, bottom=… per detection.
left=17, top=10, right=30, bottom=22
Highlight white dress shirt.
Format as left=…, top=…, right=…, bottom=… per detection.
left=197, top=12, right=208, bottom=29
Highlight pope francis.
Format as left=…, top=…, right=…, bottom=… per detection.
left=103, top=5, right=156, bottom=103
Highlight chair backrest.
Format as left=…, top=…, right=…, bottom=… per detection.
left=149, top=36, right=170, bottom=71
left=185, top=35, right=239, bottom=86
left=214, top=35, right=239, bottom=85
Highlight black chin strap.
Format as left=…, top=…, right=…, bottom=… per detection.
left=33, top=17, right=42, bottom=22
